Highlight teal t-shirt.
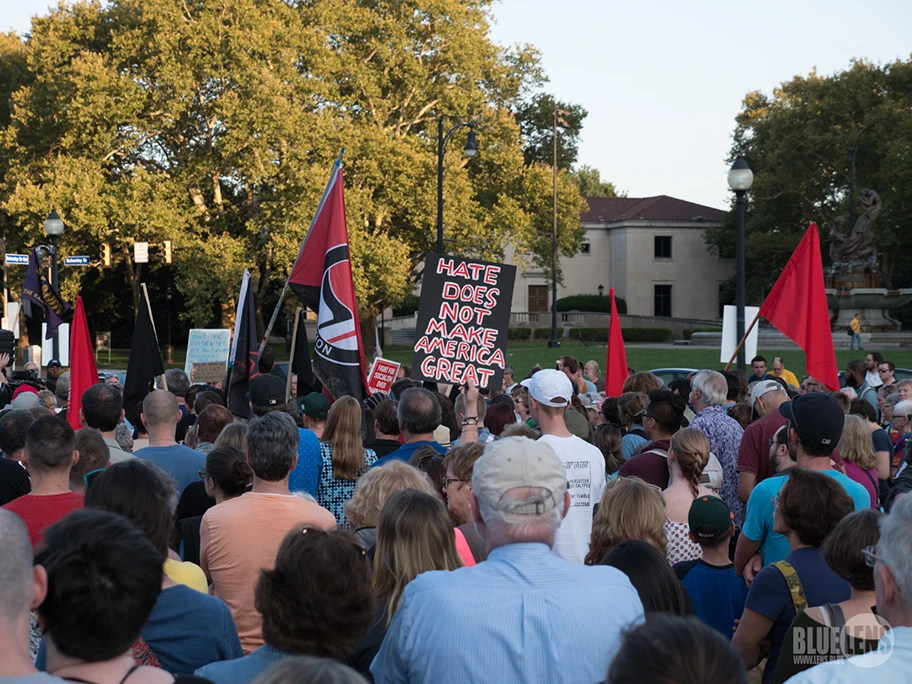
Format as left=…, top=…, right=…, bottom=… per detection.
left=742, top=469, right=871, bottom=566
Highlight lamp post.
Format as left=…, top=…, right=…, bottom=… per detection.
left=598, top=284, right=605, bottom=297
left=727, top=156, right=753, bottom=371
left=43, top=208, right=65, bottom=360
left=549, top=103, right=570, bottom=349
left=436, top=120, right=478, bottom=254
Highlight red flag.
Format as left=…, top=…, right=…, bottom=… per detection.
left=67, top=296, right=98, bottom=430
left=759, top=223, right=839, bottom=390
left=288, top=157, right=367, bottom=401
left=606, top=288, right=628, bottom=396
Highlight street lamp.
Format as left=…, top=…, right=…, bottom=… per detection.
left=598, top=284, right=605, bottom=297
left=43, top=208, right=64, bottom=360
left=436, top=120, right=477, bottom=254
left=549, top=103, right=570, bottom=349
left=727, top=156, right=753, bottom=371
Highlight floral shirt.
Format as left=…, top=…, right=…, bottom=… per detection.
left=690, top=405, right=745, bottom=526
left=664, top=519, right=702, bottom=566
left=317, top=442, right=377, bottom=526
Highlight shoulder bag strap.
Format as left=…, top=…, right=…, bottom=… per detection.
left=772, top=560, right=808, bottom=613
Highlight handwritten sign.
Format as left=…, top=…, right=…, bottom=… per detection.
left=184, top=329, right=231, bottom=377
left=411, top=254, right=516, bottom=390
left=367, top=357, right=401, bottom=395
left=192, top=361, right=227, bottom=383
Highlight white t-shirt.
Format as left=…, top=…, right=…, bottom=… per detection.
left=866, top=369, right=883, bottom=388
left=537, top=433, right=606, bottom=564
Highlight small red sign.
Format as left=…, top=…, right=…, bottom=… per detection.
left=367, top=357, right=401, bottom=395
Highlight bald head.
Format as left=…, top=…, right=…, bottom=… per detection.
left=142, top=390, right=181, bottom=432
left=0, top=509, right=35, bottom=620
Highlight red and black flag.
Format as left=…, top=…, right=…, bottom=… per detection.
left=227, top=270, right=260, bottom=418
left=288, top=158, right=366, bottom=402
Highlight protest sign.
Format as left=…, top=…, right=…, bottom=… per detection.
left=367, top=357, right=401, bottom=395
left=411, top=254, right=516, bottom=390
left=192, top=361, right=227, bottom=383
left=184, top=329, right=231, bottom=377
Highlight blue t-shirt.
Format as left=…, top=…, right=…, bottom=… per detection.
left=196, top=644, right=292, bottom=684
left=674, top=560, right=748, bottom=639
left=742, top=469, right=871, bottom=565
left=372, top=440, right=445, bottom=468
left=134, top=444, right=206, bottom=496
left=744, top=547, right=851, bottom=684
left=288, top=428, right=322, bottom=496
left=621, top=432, right=647, bottom=460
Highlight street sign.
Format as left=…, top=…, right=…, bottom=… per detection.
left=4, top=254, right=28, bottom=265
left=134, top=242, right=149, bottom=264
left=64, top=256, right=90, bottom=266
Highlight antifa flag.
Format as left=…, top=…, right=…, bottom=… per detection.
left=67, top=297, right=97, bottom=431
left=292, top=308, right=315, bottom=397
left=21, top=247, right=70, bottom=339
left=227, top=271, right=259, bottom=418
left=123, top=285, right=165, bottom=417
left=288, top=158, right=367, bottom=402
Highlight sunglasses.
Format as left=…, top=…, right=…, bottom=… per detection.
left=83, top=467, right=107, bottom=488
left=863, top=545, right=883, bottom=568
left=879, top=368, right=892, bottom=373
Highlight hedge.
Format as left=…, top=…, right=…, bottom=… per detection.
left=533, top=327, right=564, bottom=340
left=556, top=294, right=627, bottom=314
left=392, top=294, right=420, bottom=317
left=508, top=327, right=532, bottom=341
left=683, top=328, right=722, bottom=340
left=569, top=327, right=608, bottom=342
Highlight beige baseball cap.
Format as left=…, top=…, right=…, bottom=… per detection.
left=472, top=437, right=568, bottom=515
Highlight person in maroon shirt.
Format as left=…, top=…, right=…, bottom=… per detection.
left=737, top=381, right=789, bottom=503
left=2, top=415, right=83, bottom=546
left=618, top=389, right=686, bottom=487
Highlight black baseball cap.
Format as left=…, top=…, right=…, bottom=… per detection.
left=778, top=392, right=844, bottom=447
left=248, top=375, right=285, bottom=407
left=47, top=359, right=62, bottom=368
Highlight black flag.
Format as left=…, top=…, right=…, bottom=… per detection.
left=227, top=271, right=259, bottom=418
left=123, top=286, right=165, bottom=417
left=292, top=309, right=314, bottom=397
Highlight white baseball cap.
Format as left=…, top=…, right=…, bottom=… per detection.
left=751, top=379, right=786, bottom=407
left=520, top=369, right=573, bottom=408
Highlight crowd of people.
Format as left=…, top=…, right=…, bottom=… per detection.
left=1, top=349, right=911, bottom=684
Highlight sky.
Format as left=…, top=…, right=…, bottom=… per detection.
left=3, top=0, right=911, bottom=209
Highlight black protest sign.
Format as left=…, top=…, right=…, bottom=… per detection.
left=412, top=254, right=516, bottom=390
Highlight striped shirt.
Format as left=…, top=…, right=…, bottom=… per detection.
left=371, top=542, right=644, bottom=684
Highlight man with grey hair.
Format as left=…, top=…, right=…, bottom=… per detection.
left=788, top=495, right=912, bottom=682
left=133, top=390, right=205, bottom=494
left=584, top=359, right=605, bottom=392
left=371, top=437, right=644, bottom=684
left=737, top=379, right=791, bottom=503
left=0, top=509, right=56, bottom=681
left=373, top=387, right=445, bottom=467
left=201, top=411, right=334, bottom=654
left=689, top=370, right=744, bottom=526
left=503, top=363, right=517, bottom=393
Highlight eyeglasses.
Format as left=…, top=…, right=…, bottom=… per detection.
left=198, top=469, right=208, bottom=481
left=879, top=368, right=892, bottom=373
left=83, top=467, right=107, bottom=488
left=301, top=526, right=367, bottom=557
left=768, top=436, right=787, bottom=447
left=863, top=545, right=883, bottom=568
left=444, top=477, right=469, bottom=489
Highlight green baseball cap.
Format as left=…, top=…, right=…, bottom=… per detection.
left=298, top=392, right=330, bottom=419
left=688, top=496, right=733, bottom=540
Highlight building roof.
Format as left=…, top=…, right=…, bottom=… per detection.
left=581, top=195, right=725, bottom=224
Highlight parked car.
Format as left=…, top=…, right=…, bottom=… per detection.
left=649, top=368, right=698, bottom=385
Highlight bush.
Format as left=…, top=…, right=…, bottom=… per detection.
left=682, top=327, right=722, bottom=340
left=508, top=327, right=532, bottom=341
left=556, top=294, right=627, bottom=314
left=569, top=327, right=608, bottom=343
left=392, top=294, right=420, bottom=317
left=623, top=327, right=673, bottom=343
left=533, top=327, right=563, bottom=340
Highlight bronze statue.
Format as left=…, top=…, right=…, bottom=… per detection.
left=829, top=188, right=881, bottom=269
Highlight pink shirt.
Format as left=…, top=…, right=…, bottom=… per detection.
left=200, top=491, right=336, bottom=653
left=843, top=462, right=878, bottom=508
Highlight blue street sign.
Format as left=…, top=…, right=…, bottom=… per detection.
left=4, top=254, right=28, bottom=265
left=64, top=256, right=90, bottom=266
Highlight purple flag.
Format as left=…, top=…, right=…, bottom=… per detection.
left=21, top=247, right=71, bottom=339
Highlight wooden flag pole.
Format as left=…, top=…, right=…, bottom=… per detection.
left=141, top=283, right=168, bottom=392
left=285, top=307, right=303, bottom=404
left=724, top=311, right=763, bottom=371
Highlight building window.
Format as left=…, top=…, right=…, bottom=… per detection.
left=654, top=236, right=672, bottom=259
left=528, top=285, right=548, bottom=312
left=654, top=285, right=672, bottom=317
left=580, top=243, right=591, bottom=255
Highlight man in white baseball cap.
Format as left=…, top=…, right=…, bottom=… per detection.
left=519, top=369, right=605, bottom=564
left=371, top=437, right=643, bottom=684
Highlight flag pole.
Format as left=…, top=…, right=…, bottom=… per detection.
left=141, top=283, right=168, bottom=392
left=257, top=147, right=346, bottom=357
left=724, top=311, right=763, bottom=371
left=285, top=307, right=302, bottom=403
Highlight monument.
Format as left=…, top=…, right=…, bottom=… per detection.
left=826, top=189, right=912, bottom=332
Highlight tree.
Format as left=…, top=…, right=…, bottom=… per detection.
left=705, top=59, right=912, bottom=304
left=569, top=165, right=621, bottom=198
left=514, top=93, right=587, bottom=169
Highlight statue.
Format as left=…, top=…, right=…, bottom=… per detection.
left=829, top=188, right=882, bottom=269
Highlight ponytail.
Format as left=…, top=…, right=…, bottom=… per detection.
left=670, top=428, right=710, bottom=498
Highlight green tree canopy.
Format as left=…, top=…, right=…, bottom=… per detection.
left=569, top=165, right=621, bottom=198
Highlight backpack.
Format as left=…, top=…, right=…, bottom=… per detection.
left=642, top=448, right=724, bottom=493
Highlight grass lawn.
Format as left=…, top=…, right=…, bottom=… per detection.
left=101, top=342, right=912, bottom=380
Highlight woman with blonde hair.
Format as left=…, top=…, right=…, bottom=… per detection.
left=349, top=489, right=462, bottom=675
left=214, top=421, right=247, bottom=452
left=663, top=428, right=716, bottom=565
left=617, top=392, right=649, bottom=459
left=839, top=413, right=879, bottom=508
left=318, top=396, right=377, bottom=524
left=622, top=371, right=663, bottom=395
left=585, top=477, right=667, bottom=565
left=343, top=460, right=438, bottom=552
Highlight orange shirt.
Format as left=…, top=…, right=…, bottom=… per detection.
left=200, top=491, right=336, bottom=653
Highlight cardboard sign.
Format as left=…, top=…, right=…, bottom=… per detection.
left=411, top=254, right=516, bottom=390
left=184, top=329, right=231, bottom=376
left=193, top=361, right=227, bottom=383
left=95, top=331, right=111, bottom=352
left=367, top=357, right=401, bottom=395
